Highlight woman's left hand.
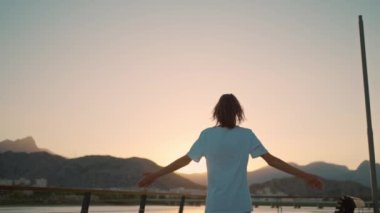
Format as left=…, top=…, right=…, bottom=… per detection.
left=138, top=172, right=158, bottom=187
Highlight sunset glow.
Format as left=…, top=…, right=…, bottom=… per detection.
left=1, top=1, right=379, bottom=174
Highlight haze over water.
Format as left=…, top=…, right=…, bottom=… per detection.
left=1, top=1, right=379, bottom=173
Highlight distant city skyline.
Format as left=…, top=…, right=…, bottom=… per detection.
left=1, top=1, right=379, bottom=173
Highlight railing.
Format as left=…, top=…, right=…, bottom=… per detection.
left=0, top=185, right=204, bottom=213
left=0, top=185, right=369, bottom=213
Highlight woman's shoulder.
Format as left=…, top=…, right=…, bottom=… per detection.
left=199, top=126, right=223, bottom=134
left=236, top=126, right=250, bottom=130
left=201, top=126, right=217, bottom=133
left=234, top=126, right=253, bottom=133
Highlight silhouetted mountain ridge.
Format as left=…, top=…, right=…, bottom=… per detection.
left=2, top=137, right=379, bottom=193
left=250, top=177, right=372, bottom=198
left=182, top=161, right=380, bottom=188
left=0, top=152, right=203, bottom=190
left=0, top=137, right=52, bottom=154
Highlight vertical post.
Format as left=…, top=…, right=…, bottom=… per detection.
left=139, top=194, right=147, bottom=213
left=80, top=192, right=91, bottom=213
left=179, top=195, right=186, bottom=213
left=359, top=15, right=379, bottom=213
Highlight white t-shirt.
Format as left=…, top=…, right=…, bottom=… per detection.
left=187, top=126, right=268, bottom=213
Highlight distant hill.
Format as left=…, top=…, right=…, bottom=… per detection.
left=180, top=172, right=207, bottom=186
left=250, top=177, right=372, bottom=199
left=0, top=152, right=204, bottom=190
left=248, top=161, right=380, bottom=188
left=181, top=161, right=380, bottom=188
left=351, top=161, right=380, bottom=187
left=0, top=137, right=51, bottom=154
left=247, top=161, right=353, bottom=184
left=2, top=136, right=379, bottom=193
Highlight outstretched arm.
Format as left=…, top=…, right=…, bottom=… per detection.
left=138, top=155, right=191, bottom=187
left=261, top=153, right=323, bottom=189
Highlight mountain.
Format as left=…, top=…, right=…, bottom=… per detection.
left=250, top=177, right=372, bottom=199
left=181, top=162, right=350, bottom=185
left=351, top=161, right=380, bottom=187
left=248, top=161, right=380, bottom=188
left=247, top=161, right=353, bottom=185
left=0, top=152, right=204, bottom=190
left=0, top=137, right=51, bottom=153
left=180, top=172, right=208, bottom=186
left=2, top=136, right=379, bottom=191
left=181, top=161, right=380, bottom=188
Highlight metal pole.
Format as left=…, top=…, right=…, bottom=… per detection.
left=358, top=15, right=379, bottom=213
left=80, top=192, right=91, bottom=213
left=139, top=194, right=147, bottom=213
left=179, top=195, right=186, bottom=213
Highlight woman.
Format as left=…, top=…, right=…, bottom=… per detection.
left=138, top=94, right=323, bottom=213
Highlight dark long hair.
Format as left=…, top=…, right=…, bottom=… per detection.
left=213, top=94, right=245, bottom=129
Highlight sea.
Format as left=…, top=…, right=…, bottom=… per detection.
left=0, top=206, right=373, bottom=213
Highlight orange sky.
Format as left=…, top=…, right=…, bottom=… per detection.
left=1, top=1, right=379, bottom=173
